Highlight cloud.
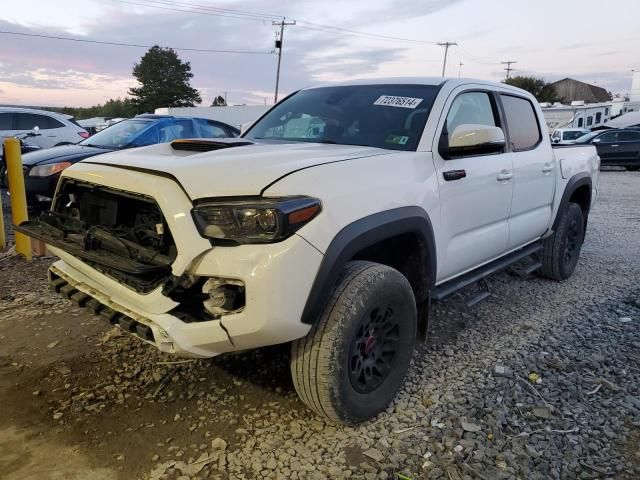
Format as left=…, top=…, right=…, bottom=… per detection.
left=0, top=2, right=414, bottom=107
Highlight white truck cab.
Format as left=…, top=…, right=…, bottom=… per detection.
left=18, top=78, right=599, bottom=424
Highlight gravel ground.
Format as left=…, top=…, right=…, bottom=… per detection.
left=0, top=171, right=639, bottom=480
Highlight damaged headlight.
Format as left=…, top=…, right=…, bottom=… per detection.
left=192, top=196, right=321, bottom=244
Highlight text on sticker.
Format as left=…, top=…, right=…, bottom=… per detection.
left=373, top=95, right=423, bottom=109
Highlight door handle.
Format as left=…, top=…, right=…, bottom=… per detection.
left=497, top=170, right=513, bottom=181
left=443, top=169, right=466, bottom=181
left=611, top=144, right=619, bottom=147
left=542, top=163, right=554, bottom=173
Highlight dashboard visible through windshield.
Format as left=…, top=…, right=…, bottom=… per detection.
left=245, top=84, right=439, bottom=151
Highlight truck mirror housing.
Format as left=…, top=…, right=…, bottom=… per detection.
left=443, top=124, right=506, bottom=158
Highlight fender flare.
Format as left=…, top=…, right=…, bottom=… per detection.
left=301, top=206, right=436, bottom=325
left=553, top=172, right=592, bottom=232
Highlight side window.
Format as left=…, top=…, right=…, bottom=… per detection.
left=445, top=91, right=497, bottom=135
left=577, top=118, right=584, bottom=128
left=15, top=113, right=49, bottom=130
left=499, top=94, right=542, bottom=151
left=199, top=120, right=229, bottom=138
left=132, top=125, right=160, bottom=146
left=40, top=115, right=65, bottom=129
left=0, top=113, right=13, bottom=130
left=595, top=112, right=602, bottom=124
left=597, top=132, right=618, bottom=143
left=586, top=116, right=593, bottom=127
left=619, top=131, right=640, bottom=142
left=605, top=108, right=609, bottom=115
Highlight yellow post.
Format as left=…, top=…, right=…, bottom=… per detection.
left=4, top=138, right=31, bottom=260
left=0, top=181, right=5, bottom=250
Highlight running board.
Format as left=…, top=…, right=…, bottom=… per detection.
left=432, top=242, right=542, bottom=302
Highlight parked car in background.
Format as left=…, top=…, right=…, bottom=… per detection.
left=575, top=128, right=640, bottom=170
left=0, top=107, right=88, bottom=148
left=18, top=114, right=240, bottom=207
left=550, top=128, right=590, bottom=144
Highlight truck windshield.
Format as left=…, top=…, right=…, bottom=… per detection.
left=244, top=84, right=439, bottom=151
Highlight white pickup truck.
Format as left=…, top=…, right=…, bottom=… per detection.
left=18, top=78, right=599, bottom=424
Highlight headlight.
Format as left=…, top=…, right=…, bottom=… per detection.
left=29, top=162, right=72, bottom=177
left=192, top=196, right=321, bottom=244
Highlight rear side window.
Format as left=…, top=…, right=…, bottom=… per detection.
left=0, top=113, right=13, bottom=129
left=499, top=95, right=541, bottom=151
left=15, top=113, right=65, bottom=130
left=619, top=131, right=640, bottom=141
left=199, top=120, right=229, bottom=138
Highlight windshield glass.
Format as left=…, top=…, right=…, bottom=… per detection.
left=79, top=119, right=152, bottom=148
left=575, top=132, right=599, bottom=143
left=563, top=130, right=588, bottom=141
left=245, top=84, right=439, bottom=151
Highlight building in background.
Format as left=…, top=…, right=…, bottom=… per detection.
left=541, top=75, right=640, bottom=133
left=550, top=78, right=611, bottom=104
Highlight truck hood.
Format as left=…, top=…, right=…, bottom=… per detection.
left=22, top=144, right=112, bottom=167
left=80, top=140, right=391, bottom=199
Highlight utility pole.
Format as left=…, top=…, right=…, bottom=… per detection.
left=458, top=61, right=464, bottom=78
left=437, top=42, right=457, bottom=77
left=273, top=17, right=296, bottom=104
left=501, top=60, right=517, bottom=79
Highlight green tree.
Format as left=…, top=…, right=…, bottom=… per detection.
left=211, top=95, right=227, bottom=106
left=503, top=76, right=558, bottom=102
left=129, top=46, right=201, bottom=113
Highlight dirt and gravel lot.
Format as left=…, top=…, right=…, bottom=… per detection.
left=1, top=171, right=639, bottom=480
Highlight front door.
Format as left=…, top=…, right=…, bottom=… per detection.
left=432, top=89, right=513, bottom=282
left=593, top=130, right=620, bottom=163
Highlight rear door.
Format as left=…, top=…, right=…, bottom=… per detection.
left=499, top=93, right=555, bottom=249
left=593, top=131, right=619, bottom=162
left=432, top=88, right=513, bottom=282
left=617, top=130, right=640, bottom=162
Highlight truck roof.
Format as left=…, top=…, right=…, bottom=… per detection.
left=305, top=77, right=510, bottom=90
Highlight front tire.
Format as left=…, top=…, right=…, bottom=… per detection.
left=539, top=202, right=585, bottom=280
left=291, top=261, right=416, bottom=424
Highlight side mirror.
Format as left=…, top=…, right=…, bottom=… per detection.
left=31, top=125, right=41, bottom=136
left=442, top=124, right=506, bottom=158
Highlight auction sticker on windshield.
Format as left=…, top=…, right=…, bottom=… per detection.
left=373, top=95, right=423, bottom=109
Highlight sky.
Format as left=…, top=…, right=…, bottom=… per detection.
left=1, top=0, right=639, bottom=107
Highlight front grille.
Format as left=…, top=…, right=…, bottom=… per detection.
left=48, top=179, right=177, bottom=292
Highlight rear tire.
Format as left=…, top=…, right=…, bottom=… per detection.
left=627, top=166, right=640, bottom=171
left=291, top=261, right=416, bottom=424
left=539, top=202, right=585, bottom=280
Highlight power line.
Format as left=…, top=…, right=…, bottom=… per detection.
left=437, top=42, right=457, bottom=77
left=502, top=60, right=517, bottom=79
left=0, top=30, right=273, bottom=54
left=111, top=0, right=440, bottom=45
left=273, top=18, right=296, bottom=104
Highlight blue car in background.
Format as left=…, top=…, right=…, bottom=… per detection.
left=17, top=114, right=240, bottom=208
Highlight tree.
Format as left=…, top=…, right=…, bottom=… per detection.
left=503, top=76, right=558, bottom=103
left=211, top=95, right=227, bottom=107
left=129, top=46, right=201, bottom=113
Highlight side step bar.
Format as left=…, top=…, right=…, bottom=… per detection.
left=432, top=242, right=542, bottom=302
